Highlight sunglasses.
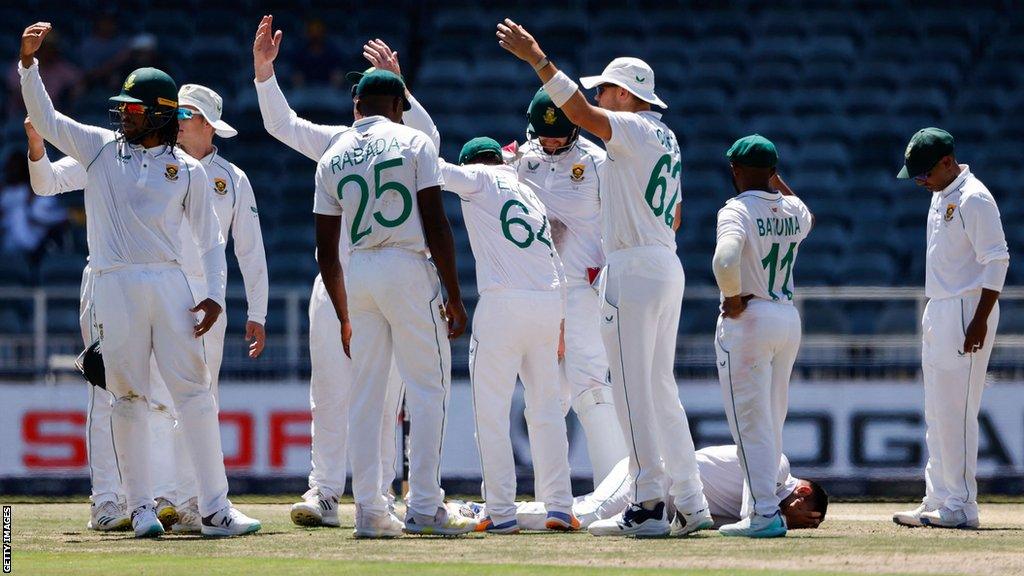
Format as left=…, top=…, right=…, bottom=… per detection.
left=118, top=102, right=147, bottom=115
left=177, top=108, right=199, bottom=120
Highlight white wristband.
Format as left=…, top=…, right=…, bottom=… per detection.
left=542, top=70, right=579, bottom=108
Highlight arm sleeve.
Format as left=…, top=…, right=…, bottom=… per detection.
left=415, top=136, right=445, bottom=192
left=438, top=160, right=482, bottom=199
left=961, top=192, right=1010, bottom=292
left=231, top=171, right=269, bottom=324
left=254, top=74, right=346, bottom=161
left=185, top=162, right=227, bottom=307
left=28, top=153, right=88, bottom=196
left=404, top=93, right=441, bottom=151
left=713, top=206, right=746, bottom=297
left=604, top=111, right=647, bottom=156
left=20, top=59, right=112, bottom=165
left=312, top=160, right=343, bottom=216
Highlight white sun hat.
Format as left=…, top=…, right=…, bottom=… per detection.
left=178, top=83, right=237, bottom=138
left=579, top=57, right=667, bottom=109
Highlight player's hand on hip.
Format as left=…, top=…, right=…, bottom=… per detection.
left=340, top=317, right=352, bottom=358
left=253, top=15, right=282, bottom=81
left=363, top=39, right=401, bottom=77
left=963, top=318, right=987, bottom=354
left=190, top=298, right=223, bottom=338
left=444, top=298, right=468, bottom=340
left=721, top=295, right=747, bottom=319
left=245, top=321, right=266, bottom=358
left=21, top=22, right=51, bottom=65
left=496, top=19, right=545, bottom=64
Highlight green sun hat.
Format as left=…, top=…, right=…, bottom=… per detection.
left=726, top=134, right=778, bottom=168
left=897, top=127, right=954, bottom=179
left=354, top=69, right=410, bottom=111
left=458, top=137, right=503, bottom=165
left=109, top=67, right=178, bottom=109
left=527, top=88, right=574, bottom=138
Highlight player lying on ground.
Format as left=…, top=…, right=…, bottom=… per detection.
left=20, top=22, right=259, bottom=538
left=457, top=445, right=828, bottom=532
left=497, top=19, right=710, bottom=538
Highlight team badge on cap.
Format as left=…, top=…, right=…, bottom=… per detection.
left=214, top=178, right=228, bottom=195
left=945, top=204, right=956, bottom=221
left=123, top=74, right=136, bottom=91
left=543, top=107, right=557, bottom=125
left=164, top=164, right=179, bottom=181
left=571, top=164, right=585, bottom=182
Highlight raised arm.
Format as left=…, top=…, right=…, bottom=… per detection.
left=362, top=39, right=441, bottom=150
left=496, top=19, right=612, bottom=142
left=183, top=161, right=227, bottom=336
left=253, top=15, right=346, bottom=161
left=231, top=171, right=270, bottom=358
left=20, top=23, right=112, bottom=165
left=26, top=120, right=88, bottom=196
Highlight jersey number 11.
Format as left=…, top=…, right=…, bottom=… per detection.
left=761, top=242, right=796, bottom=301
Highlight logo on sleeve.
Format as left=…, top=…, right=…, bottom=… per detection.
left=570, top=163, right=585, bottom=182
left=213, top=178, right=228, bottom=195
left=944, top=203, right=956, bottom=221
left=164, top=164, right=179, bottom=182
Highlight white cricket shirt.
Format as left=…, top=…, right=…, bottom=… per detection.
left=716, top=190, right=813, bottom=303
left=441, top=162, right=560, bottom=294
left=696, top=445, right=799, bottom=522
left=515, top=137, right=605, bottom=286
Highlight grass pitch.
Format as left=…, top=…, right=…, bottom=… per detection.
left=4, top=500, right=1024, bottom=575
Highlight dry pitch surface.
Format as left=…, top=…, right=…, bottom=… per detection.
left=4, top=500, right=1024, bottom=575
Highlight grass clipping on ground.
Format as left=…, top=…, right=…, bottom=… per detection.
left=5, top=502, right=1024, bottom=576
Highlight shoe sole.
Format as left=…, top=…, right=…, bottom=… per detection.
left=290, top=506, right=324, bottom=528
left=353, top=530, right=402, bottom=539
left=670, top=518, right=714, bottom=537
left=201, top=523, right=262, bottom=537
left=88, top=518, right=131, bottom=532
left=134, top=524, right=165, bottom=538
left=545, top=519, right=580, bottom=532
left=920, top=518, right=979, bottom=529
left=590, top=522, right=671, bottom=538
left=892, top=516, right=924, bottom=528
left=719, top=527, right=788, bottom=538
left=403, top=526, right=475, bottom=536
left=156, top=507, right=180, bottom=531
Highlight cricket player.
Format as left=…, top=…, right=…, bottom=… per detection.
left=892, top=128, right=1008, bottom=530
left=253, top=18, right=429, bottom=527
left=461, top=445, right=828, bottom=531
left=497, top=20, right=711, bottom=537
left=25, top=82, right=270, bottom=533
left=19, top=22, right=258, bottom=537
left=440, top=137, right=576, bottom=533
left=509, top=89, right=627, bottom=487
left=313, top=69, right=474, bottom=537
left=712, top=135, right=813, bottom=538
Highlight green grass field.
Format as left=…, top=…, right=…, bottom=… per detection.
left=4, top=499, right=1024, bottom=575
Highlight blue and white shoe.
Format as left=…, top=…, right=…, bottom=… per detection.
left=475, top=516, right=520, bottom=534
left=719, top=510, right=787, bottom=538
left=130, top=504, right=165, bottom=538
left=920, top=507, right=980, bottom=529
left=545, top=511, right=581, bottom=531
left=588, top=502, right=670, bottom=537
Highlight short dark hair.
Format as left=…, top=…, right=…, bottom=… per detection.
left=807, top=480, right=829, bottom=520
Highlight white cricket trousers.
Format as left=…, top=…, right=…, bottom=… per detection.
left=92, top=263, right=230, bottom=517
left=561, top=284, right=627, bottom=486
left=921, top=294, right=999, bottom=518
left=307, top=273, right=405, bottom=500
left=600, top=246, right=705, bottom=512
left=469, top=289, right=573, bottom=524
left=346, top=249, right=451, bottom=515
left=714, top=299, right=801, bottom=518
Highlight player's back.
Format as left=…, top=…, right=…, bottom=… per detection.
left=718, top=191, right=813, bottom=303
left=601, top=111, right=681, bottom=254
left=315, top=117, right=435, bottom=254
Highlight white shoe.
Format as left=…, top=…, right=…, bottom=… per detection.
left=892, top=504, right=935, bottom=528
left=171, top=497, right=202, bottom=533
left=154, top=497, right=179, bottom=531
left=353, top=505, right=404, bottom=538
left=130, top=505, right=165, bottom=538
left=201, top=506, right=262, bottom=537
left=87, top=500, right=130, bottom=531
left=719, top=510, right=787, bottom=538
left=291, top=488, right=340, bottom=528
left=589, top=502, right=670, bottom=537
left=670, top=506, right=714, bottom=537
left=920, top=507, right=980, bottom=529
left=404, top=505, right=477, bottom=536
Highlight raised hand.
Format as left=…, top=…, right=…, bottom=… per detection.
left=253, top=15, right=283, bottom=82
left=21, top=22, right=52, bottom=67
left=495, top=18, right=544, bottom=65
left=363, top=39, right=401, bottom=77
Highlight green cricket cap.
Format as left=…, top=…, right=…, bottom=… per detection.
left=527, top=88, right=574, bottom=138
left=458, top=137, right=503, bottom=165
left=726, top=134, right=778, bottom=168
left=346, top=67, right=376, bottom=85
left=897, top=127, right=955, bottom=179
left=109, top=67, right=178, bottom=109
left=355, top=69, right=410, bottom=111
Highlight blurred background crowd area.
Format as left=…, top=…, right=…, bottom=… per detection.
left=0, top=0, right=1021, bottom=378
